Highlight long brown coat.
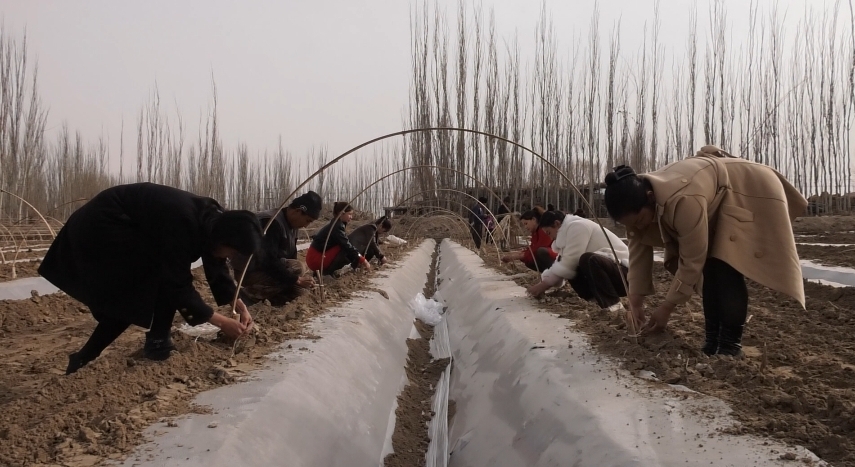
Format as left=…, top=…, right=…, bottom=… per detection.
left=626, top=148, right=807, bottom=307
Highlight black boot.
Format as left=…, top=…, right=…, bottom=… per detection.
left=717, top=324, right=744, bottom=356
left=701, top=318, right=720, bottom=356
left=65, top=352, right=88, bottom=375
left=144, top=332, right=176, bottom=361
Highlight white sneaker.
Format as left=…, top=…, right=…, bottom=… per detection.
left=606, top=302, right=625, bottom=313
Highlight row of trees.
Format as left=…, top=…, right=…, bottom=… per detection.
left=405, top=1, right=855, bottom=214
left=0, top=31, right=408, bottom=222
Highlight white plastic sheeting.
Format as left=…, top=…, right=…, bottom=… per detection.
left=120, top=240, right=436, bottom=467
left=411, top=292, right=444, bottom=326
left=426, top=265, right=452, bottom=467
left=0, top=276, right=58, bottom=300
left=436, top=239, right=824, bottom=467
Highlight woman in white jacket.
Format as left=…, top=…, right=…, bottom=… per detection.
left=526, top=210, right=630, bottom=312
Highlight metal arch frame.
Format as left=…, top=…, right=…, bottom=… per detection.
left=234, top=164, right=507, bottom=306
left=0, top=189, right=56, bottom=238
left=314, top=190, right=505, bottom=301
left=318, top=167, right=510, bottom=278
left=228, top=126, right=634, bottom=335
left=404, top=207, right=544, bottom=275
left=402, top=210, right=472, bottom=241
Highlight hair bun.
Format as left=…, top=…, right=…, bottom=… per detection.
left=606, top=165, right=636, bottom=186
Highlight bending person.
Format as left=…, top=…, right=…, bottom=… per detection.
left=306, top=202, right=372, bottom=275
left=232, top=191, right=322, bottom=306
left=525, top=210, right=629, bottom=313
left=349, top=216, right=393, bottom=265
left=501, top=207, right=556, bottom=271
left=39, top=183, right=260, bottom=375
left=468, top=196, right=490, bottom=249
left=603, top=145, right=807, bottom=356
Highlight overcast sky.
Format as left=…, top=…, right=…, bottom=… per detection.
left=1, top=0, right=826, bottom=170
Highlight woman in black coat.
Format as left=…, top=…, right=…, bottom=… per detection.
left=305, top=202, right=372, bottom=275
left=348, top=216, right=392, bottom=265
left=39, top=183, right=261, bottom=374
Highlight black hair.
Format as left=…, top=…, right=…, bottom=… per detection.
left=503, top=196, right=511, bottom=203
left=333, top=201, right=353, bottom=216
left=519, top=206, right=545, bottom=221
left=603, top=165, right=654, bottom=220
left=374, top=216, right=393, bottom=231
left=478, top=196, right=488, bottom=203
left=211, top=210, right=263, bottom=256
left=547, top=203, right=555, bottom=211
left=538, top=210, right=566, bottom=228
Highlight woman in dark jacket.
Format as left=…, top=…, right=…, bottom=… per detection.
left=349, top=216, right=393, bottom=265
left=39, top=183, right=260, bottom=374
left=306, top=202, right=372, bottom=275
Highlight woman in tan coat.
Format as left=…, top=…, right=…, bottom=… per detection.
left=603, top=146, right=807, bottom=356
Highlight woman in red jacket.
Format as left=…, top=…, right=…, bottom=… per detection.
left=501, top=207, right=557, bottom=271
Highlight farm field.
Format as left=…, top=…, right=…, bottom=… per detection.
left=1, top=215, right=853, bottom=466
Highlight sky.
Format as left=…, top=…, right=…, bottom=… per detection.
left=0, top=0, right=829, bottom=172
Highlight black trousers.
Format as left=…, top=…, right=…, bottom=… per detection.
left=78, top=305, right=175, bottom=364
left=523, top=247, right=556, bottom=272
left=240, top=258, right=306, bottom=306
left=569, top=252, right=628, bottom=308
left=469, top=224, right=483, bottom=249
left=702, top=257, right=748, bottom=354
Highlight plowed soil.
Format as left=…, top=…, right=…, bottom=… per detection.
left=0, top=243, right=414, bottom=467
left=475, top=215, right=855, bottom=467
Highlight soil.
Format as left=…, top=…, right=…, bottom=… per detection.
left=798, top=244, right=855, bottom=268
left=0, top=243, right=415, bottom=467
left=478, top=248, right=855, bottom=467
left=383, top=320, right=449, bottom=467
left=793, top=215, right=855, bottom=234
left=0, top=258, right=41, bottom=281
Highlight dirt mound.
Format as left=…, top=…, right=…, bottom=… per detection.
left=479, top=252, right=855, bottom=467
left=0, top=258, right=41, bottom=281
left=0, top=245, right=415, bottom=466
left=793, top=215, right=855, bottom=234
left=798, top=244, right=855, bottom=268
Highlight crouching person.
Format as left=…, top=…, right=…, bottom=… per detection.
left=501, top=207, right=557, bottom=271
left=349, top=216, right=393, bottom=265
left=232, top=192, right=322, bottom=306
left=306, top=202, right=372, bottom=275
left=38, top=183, right=260, bottom=375
left=525, top=210, right=629, bottom=312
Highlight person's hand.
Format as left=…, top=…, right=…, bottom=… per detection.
left=641, top=302, right=676, bottom=334
left=526, top=281, right=550, bottom=298
left=210, top=312, right=247, bottom=339
left=359, top=260, right=372, bottom=272
left=379, top=257, right=388, bottom=266
left=297, top=275, right=316, bottom=289
left=235, top=298, right=253, bottom=331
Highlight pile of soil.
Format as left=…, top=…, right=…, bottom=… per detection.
left=395, top=215, right=472, bottom=242
left=0, top=244, right=415, bottom=467
left=0, top=258, right=41, bottom=281
left=793, top=215, right=855, bottom=234
left=797, top=244, right=855, bottom=268
left=479, top=251, right=855, bottom=467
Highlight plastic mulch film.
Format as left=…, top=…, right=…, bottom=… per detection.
left=426, top=315, right=451, bottom=467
